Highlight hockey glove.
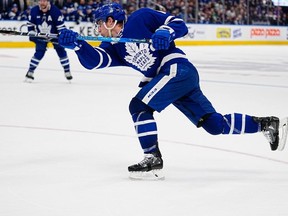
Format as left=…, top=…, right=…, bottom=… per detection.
left=58, top=29, right=80, bottom=50
left=151, top=25, right=176, bottom=50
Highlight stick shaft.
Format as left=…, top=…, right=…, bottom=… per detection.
left=0, top=30, right=151, bottom=43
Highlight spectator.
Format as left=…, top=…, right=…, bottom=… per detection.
left=19, top=5, right=31, bottom=20
left=61, top=6, right=69, bottom=20
left=7, top=3, right=20, bottom=20
left=68, top=5, right=85, bottom=24
left=83, top=5, right=94, bottom=22
left=63, top=0, right=76, bottom=14
left=2, top=0, right=286, bottom=25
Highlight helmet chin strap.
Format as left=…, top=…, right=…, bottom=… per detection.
left=103, top=20, right=118, bottom=37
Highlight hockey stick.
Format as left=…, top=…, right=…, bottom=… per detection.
left=0, top=29, right=58, bottom=38
left=0, top=29, right=151, bottom=43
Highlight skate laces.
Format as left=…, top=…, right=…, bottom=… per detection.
left=139, top=154, right=154, bottom=166
left=26, top=72, right=34, bottom=78
left=263, top=125, right=276, bottom=143
left=263, top=130, right=273, bottom=143
left=65, top=72, right=72, bottom=77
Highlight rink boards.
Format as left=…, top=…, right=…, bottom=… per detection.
left=0, top=21, right=287, bottom=47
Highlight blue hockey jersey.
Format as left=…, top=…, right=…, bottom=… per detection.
left=27, top=4, right=66, bottom=34
left=75, top=8, right=189, bottom=86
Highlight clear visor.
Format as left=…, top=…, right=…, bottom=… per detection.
left=94, top=20, right=104, bottom=36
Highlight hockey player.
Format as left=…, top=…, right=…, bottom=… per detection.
left=57, top=3, right=287, bottom=179
left=25, top=0, right=72, bottom=82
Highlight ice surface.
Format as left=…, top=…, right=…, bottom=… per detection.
left=0, top=45, right=288, bottom=216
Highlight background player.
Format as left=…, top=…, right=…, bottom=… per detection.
left=57, top=3, right=286, bottom=178
left=25, top=0, right=72, bottom=82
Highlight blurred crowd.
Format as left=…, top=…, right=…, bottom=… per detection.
left=0, top=0, right=287, bottom=25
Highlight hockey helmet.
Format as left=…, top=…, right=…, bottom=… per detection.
left=94, top=3, right=126, bottom=23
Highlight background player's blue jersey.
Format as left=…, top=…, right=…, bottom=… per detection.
left=27, top=4, right=66, bottom=34
left=75, top=8, right=189, bottom=86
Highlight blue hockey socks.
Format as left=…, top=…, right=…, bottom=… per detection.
left=202, top=112, right=259, bottom=135
left=132, top=111, right=158, bottom=153
left=129, top=97, right=158, bottom=153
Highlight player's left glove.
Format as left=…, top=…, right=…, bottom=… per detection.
left=151, top=25, right=176, bottom=50
left=58, top=29, right=80, bottom=50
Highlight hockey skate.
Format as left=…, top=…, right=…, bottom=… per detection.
left=65, top=72, right=73, bottom=81
left=128, top=152, right=164, bottom=180
left=24, top=71, right=34, bottom=83
left=253, top=116, right=279, bottom=150
left=253, top=116, right=288, bottom=151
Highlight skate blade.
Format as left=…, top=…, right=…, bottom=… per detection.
left=278, top=117, right=288, bottom=151
left=129, top=169, right=165, bottom=181
left=24, top=78, right=33, bottom=83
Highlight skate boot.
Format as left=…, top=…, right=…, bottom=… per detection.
left=65, top=72, right=73, bottom=81
left=253, top=116, right=279, bottom=151
left=128, top=150, right=164, bottom=180
left=25, top=71, right=34, bottom=82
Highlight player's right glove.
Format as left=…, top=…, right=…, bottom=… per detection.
left=58, top=29, right=80, bottom=50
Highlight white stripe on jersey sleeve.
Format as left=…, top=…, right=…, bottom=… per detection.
left=164, top=16, right=174, bottom=25
left=94, top=47, right=112, bottom=69
left=93, top=48, right=103, bottom=69
left=164, top=16, right=183, bottom=25
left=57, top=23, right=66, bottom=31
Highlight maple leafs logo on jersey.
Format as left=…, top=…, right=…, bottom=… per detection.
left=124, top=43, right=156, bottom=71
left=38, top=21, right=51, bottom=34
